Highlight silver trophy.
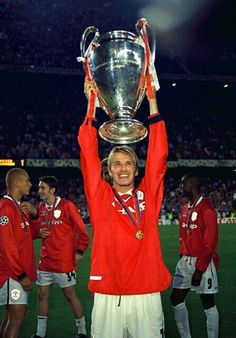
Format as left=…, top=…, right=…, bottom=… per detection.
left=80, top=19, right=155, bottom=144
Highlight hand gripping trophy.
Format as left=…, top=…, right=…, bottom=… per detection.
left=78, top=18, right=159, bottom=144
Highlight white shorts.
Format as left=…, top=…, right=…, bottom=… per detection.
left=173, top=256, right=218, bottom=294
left=0, top=278, right=28, bottom=305
left=36, top=270, right=77, bottom=288
left=91, top=292, right=165, bottom=338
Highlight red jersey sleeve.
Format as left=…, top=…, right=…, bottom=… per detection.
left=142, top=117, right=168, bottom=215
left=78, top=120, right=104, bottom=201
left=0, top=205, right=26, bottom=276
left=195, top=206, right=218, bottom=272
left=67, top=201, right=90, bottom=253
left=26, top=212, right=41, bottom=240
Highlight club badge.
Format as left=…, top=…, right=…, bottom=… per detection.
left=54, top=209, right=61, bottom=219
left=191, top=211, right=198, bottom=221
left=11, top=289, right=21, bottom=300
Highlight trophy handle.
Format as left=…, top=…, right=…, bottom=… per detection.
left=135, top=19, right=156, bottom=64
left=80, top=26, right=100, bottom=59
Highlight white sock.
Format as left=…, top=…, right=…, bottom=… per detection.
left=36, top=315, right=48, bottom=337
left=205, top=305, right=219, bottom=338
left=173, top=302, right=191, bottom=338
left=75, top=316, right=87, bottom=335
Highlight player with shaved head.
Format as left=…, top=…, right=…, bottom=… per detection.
left=0, top=168, right=37, bottom=338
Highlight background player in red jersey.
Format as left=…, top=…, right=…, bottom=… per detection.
left=78, top=78, right=171, bottom=338
left=170, top=174, right=219, bottom=338
left=0, top=168, right=37, bottom=338
left=27, top=176, right=89, bottom=338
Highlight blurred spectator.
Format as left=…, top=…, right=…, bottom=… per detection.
left=0, top=175, right=235, bottom=223
left=0, top=0, right=235, bottom=74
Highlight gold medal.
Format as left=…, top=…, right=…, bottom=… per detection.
left=136, top=230, right=143, bottom=240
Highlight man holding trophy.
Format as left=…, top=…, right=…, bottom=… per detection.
left=78, top=19, right=171, bottom=338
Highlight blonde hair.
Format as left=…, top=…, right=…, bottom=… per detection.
left=107, top=146, right=138, bottom=170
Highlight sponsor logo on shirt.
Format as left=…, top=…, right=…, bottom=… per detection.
left=51, top=220, right=62, bottom=225
left=182, top=222, right=198, bottom=229
left=0, top=216, right=9, bottom=225
left=21, top=221, right=29, bottom=229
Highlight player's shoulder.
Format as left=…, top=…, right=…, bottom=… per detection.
left=200, top=196, right=212, bottom=207
left=0, top=197, right=15, bottom=223
left=60, top=198, right=76, bottom=209
left=199, top=197, right=216, bottom=212
left=0, top=196, right=14, bottom=209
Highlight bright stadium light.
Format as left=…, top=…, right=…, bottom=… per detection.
left=223, top=84, right=229, bottom=88
left=172, top=82, right=177, bottom=87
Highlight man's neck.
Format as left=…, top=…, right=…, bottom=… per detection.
left=45, top=196, right=56, bottom=206
left=114, top=185, right=134, bottom=194
left=8, top=191, right=21, bottom=202
left=189, top=191, right=200, bottom=205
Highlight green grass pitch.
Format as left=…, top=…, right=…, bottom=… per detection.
left=1, top=223, right=236, bottom=337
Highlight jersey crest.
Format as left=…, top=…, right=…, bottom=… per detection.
left=191, top=211, right=198, bottom=221
left=54, top=209, right=61, bottom=219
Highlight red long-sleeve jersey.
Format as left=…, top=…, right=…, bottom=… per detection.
left=0, top=195, right=37, bottom=287
left=78, top=115, right=171, bottom=295
left=179, top=196, right=219, bottom=272
left=32, top=197, right=89, bottom=273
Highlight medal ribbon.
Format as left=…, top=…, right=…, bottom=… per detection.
left=44, top=198, right=58, bottom=230
left=113, top=190, right=141, bottom=227
left=7, top=195, right=28, bottom=230
left=136, top=18, right=154, bottom=100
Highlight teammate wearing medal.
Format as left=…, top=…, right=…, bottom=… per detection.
left=78, top=77, right=171, bottom=338
left=0, top=168, right=37, bottom=338
left=170, top=174, right=219, bottom=338
left=28, top=176, right=89, bottom=338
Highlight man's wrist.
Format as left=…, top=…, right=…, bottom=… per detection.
left=18, top=272, right=27, bottom=281
left=30, top=212, right=38, bottom=220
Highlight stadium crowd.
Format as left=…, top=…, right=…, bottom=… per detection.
left=0, top=0, right=235, bottom=75
left=0, top=65, right=235, bottom=163
left=0, top=175, right=235, bottom=224
left=0, top=103, right=235, bottom=161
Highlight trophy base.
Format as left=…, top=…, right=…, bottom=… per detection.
left=98, top=118, right=148, bottom=144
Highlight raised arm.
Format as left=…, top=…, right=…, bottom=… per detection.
left=143, top=92, right=168, bottom=201
left=78, top=80, right=103, bottom=200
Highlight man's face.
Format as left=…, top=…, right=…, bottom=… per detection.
left=109, top=152, right=138, bottom=192
left=179, top=176, right=192, bottom=197
left=38, top=181, right=54, bottom=201
left=18, top=173, right=32, bottom=196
